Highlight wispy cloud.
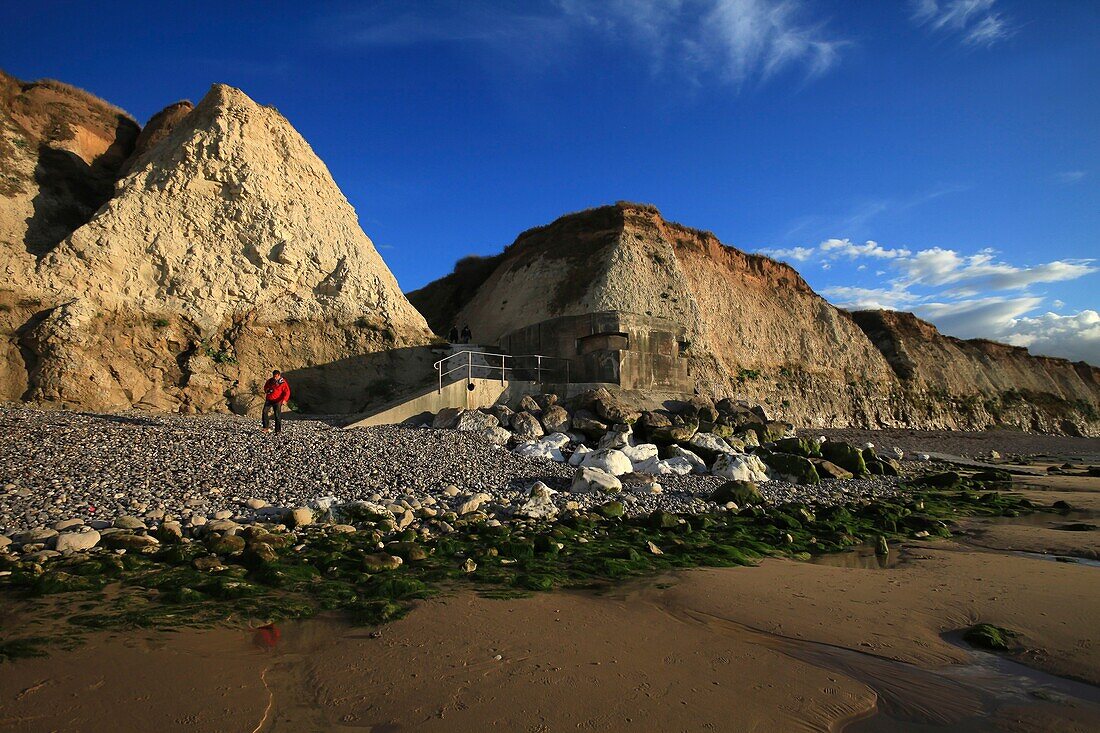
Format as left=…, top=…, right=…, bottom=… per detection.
left=324, top=0, right=848, bottom=91
left=781, top=183, right=969, bottom=242
left=1052, top=170, right=1088, bottom=185
left=909, top=0, right=1014, bottom=47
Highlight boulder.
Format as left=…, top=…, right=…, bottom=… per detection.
left=810, top=459, right=854, bottom=480
left=478, top=426, right=512, bottom=445
left=533, top=393, right=559, bottom=410
left=488, top=403, right=515, bottom=427
left=621, top=443, right=659, bottom=465
left=455, top=410, right=499, bottom=432
left=517, top=482, right=559, bottom=519
left=567, top=444, right=591, bottom=466
left=511, top=411, right=544, bottom=441
left=685, top=433, right=736, bottom=462
left=54, top=529, right=101, bottom=552
left=285, top=507, right=314, bottom=528
left=820, top=441, right=869, bottom=476
left=587, top=387, right=640, bottom=425
left=635, top=457, right=695, bottom=476
left=517, top=394, right=541, bottom=413
left=540, top=404, right=571, bottom=434
left=579, top=448, right=633, bottom=476
left=362, top=553, right=403, bottom=572
left=113, top=515, right=147, bottom=530
left=432, top=407, right=465, bottom=429
left=712, top=453, right=770, bottom=482
left=667, top=445, right=708, bottom=475
left=104, top=533, right=160, bottom=551
left=762, top=453, right=820, bottom=484
left=571, top=409, right=609, bottom=438
left=772, top=437, right=821, bottom=457
left=12, top=528, right=58, bottom=546
left=707, top=480, right=761, bottom=505
left=513, top=439, right=566, bottom=462
left=571, top=467, right=623, bottom=493
left=458, top=492, right=492, bottom=514
left=598, top=424, right=634, bottom=450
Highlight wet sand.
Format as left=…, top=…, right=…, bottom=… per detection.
left=2, top=478, right=1098, bottom=732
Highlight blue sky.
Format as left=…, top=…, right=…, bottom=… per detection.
left=4, top=1, right=1098, bottom=362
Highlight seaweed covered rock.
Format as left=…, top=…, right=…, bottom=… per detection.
left=810, top=459, right=854, bottom=480
left=707, top=480, right=761, bottom=506
left=762, top=453, right=820, bottom=484
left=772, top=437, right=821, bottom=458
left=820, top=441, right=869, bottom=477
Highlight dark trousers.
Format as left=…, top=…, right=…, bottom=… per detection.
left=262, top=400, right=283, bottom=432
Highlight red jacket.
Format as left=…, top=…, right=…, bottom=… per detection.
left=264, top=377, right=290, bottom=404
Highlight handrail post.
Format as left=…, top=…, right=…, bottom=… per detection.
left=501, top=354, right=506, bottom=385
left=437, top=360, right=442, bottom=394
left=536, top=355, right=542, bottom=384
left=467, top=350, right=472, bottom=385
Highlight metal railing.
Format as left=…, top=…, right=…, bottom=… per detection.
left=433, top=350, right=570, bottom=393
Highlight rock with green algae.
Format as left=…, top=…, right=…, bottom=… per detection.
left=706, top=480, right=761, bottom=505
left=963, top=623, right=1017, bottom=651
left=820, top=441, right=869, bottom=476
left=762, top=453, right=820, bottom=485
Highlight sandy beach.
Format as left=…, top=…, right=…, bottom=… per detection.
left=2, top=465, right=1097, bottom=733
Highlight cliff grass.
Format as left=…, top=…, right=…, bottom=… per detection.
left=0, top=480, right=1043, bottom=659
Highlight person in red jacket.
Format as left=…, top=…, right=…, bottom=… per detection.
left=262, top=370, right=291, bottom=434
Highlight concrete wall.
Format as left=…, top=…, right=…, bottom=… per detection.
left=345, top=377, right=540, bottom=428
left=498, top=311, right=691, bottom=391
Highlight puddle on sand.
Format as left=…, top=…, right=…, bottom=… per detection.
left=810, top=546, right=904, bottom=569
left=1013, top=551, right=1100, bottom=568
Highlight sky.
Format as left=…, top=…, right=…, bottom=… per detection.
left=3, top=0, right=1098, bottom=363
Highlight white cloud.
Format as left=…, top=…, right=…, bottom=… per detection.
left=330, top=0, right=847, bottom=90
left=758, top=237, right=1100, bottom=363
left=910, top=0, right=1013, bottom=47
left=1000, top=310, right=1100, bottom=364
left=1053, top=170, right=1087, bottom=185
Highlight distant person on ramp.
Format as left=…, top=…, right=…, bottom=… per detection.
left=461, top=325, right=472, bottom=344
left=262, top=370, right=290, bottom=434
left=448, top=325, right=459, bottom=343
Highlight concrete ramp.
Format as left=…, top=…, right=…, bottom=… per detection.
left=345, top=377, right=539, bottom=428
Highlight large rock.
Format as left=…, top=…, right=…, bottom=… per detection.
left=510, top=411, right=544, bottom=441
left=667, top=445, right=708, bottom=475
left=517, top=482, right=558, bottom=519
left=707, top=480, right=761, bottom=505
left=455, top=410, right=499, bottom=432
left=432, top=407, right=465, bottom=429
left=820, top=441, right=869, bottom=476
left=54, top=529, right=101, bottom=552
left=579, top=448, right=633, bottom=476
left=570, top=467, right=623, bottom=493
left=621, top=443, right=659, bottom=465
left=712, top=453, right=770, bottom=482
left=513, top=439, right=566, bottom=462
left=598, top=423, right=634, bottom=450
left=540, top=404, right=571, bottom=434
left=571, top=409, right=609, bottom=438
left=478, top=426, right=512, bottom=445
left=685, top=433, right=736, bottom=462
left=762, top=453, right=821, bottom=484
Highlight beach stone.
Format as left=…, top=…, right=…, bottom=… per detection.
left=156, top=521, right=184, bottom=543
left=12, top=528, right=58, bottom=546
left=285, top=507, right=314, bottom=528
left=458, top=492, right=492, bottom=515
left=213, top=510, right=234, bottom=520
left=54, top=529, right=101, bottom=552
left=571, top=409, right=609, bottom=438
left=104, top=533, right=160, bottom=551
left=245, top=498, right=268, bottom=510
left=707, top=481, right=761, bottom=505
left=389, top=542, right=428, bottom=562
left=462, top=557, right=477, bottom=573
left=206, top=534, right=245, bottom=555
left=513, top=440, right=565, bottom=463
left=204, top=519, right=241, bottom=534
left=53, top=518, right=84, bottom=532
left=517, top=482, right=559, bottom=520
left=363, top=552, right=403, bottom=571
left=685, top=433, right=736, bottom=461
left=621, top=443, right=659, bottom=466
left=712, top=453, right=770, bottom=483
left=330, top=524, right=357, bottom=534
left=0, top=536, right=11, bottom=549
left=571, top=467, right=623, bottom=494
left=113, top=516, right=146, bottom=530
left=579, top=448, right=633, bottom=476
left=193, top=554, right=225, bottom=571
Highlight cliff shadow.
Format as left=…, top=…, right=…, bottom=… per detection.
left=24, top=117, right=136, bottom=257
left=281, top=345, right=442, bottom=420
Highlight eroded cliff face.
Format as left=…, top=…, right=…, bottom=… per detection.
left=1, top=77, right=435, bottom=414
left=410, top=203, right=1100, bottom=434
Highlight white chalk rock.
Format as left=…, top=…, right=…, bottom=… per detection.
left=712, top=453, right=770, bottom=482
left=579, top=448, right=633, bottom=476
left=568, top=444, right=592, bottom=466
left=570, top=467, right=623, bottom=494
